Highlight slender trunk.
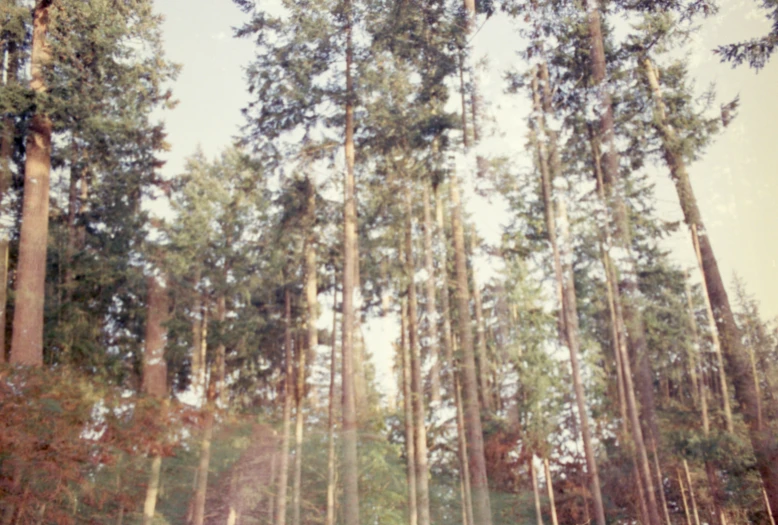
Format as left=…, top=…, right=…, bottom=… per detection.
left=765, top=484, right=777, bottom=525
left=534, top=66, right=606, bottom=524
left=705, top=461, right=727, bottom=525
left=293, top=191, right=317, bottom=525
left=10, top=0, right=53, bottom=366
left=469, top=226, right=491, bottom=412
left=454, top=369, right=474, bottom=525
left=678, top=468, right=693, bottom=525
left=530, top=458, right=544, bottom=525
left=191, top=272, right=205, bottom=396
left=401, top=298, right=418, bottom=525
left=191, top=407, right=214, bottom=525
left=434, top=185, right=454, bottom=382
left=586, top=39, right=662, bottom=521
left=556, top=162, right=607, bottom=525
left=652, top=449, right=671, bottom=525
left=341, top=3, right=360, bottom=522
left=142, top=455, right=162, bottom=525
left=326, top=286, right=338, bottom=525
left=404, top=183, right=431, bottom=525
left=683, top=273, right=701, bottom=408
left=275, top=289, right=294, bottom=525
left=0, top=39, right=17, bottom=363
left=543, top=458, right=559, bottom=525
left=644, top=57, right=777, bottom=508
left=422, top=181, right=441, bottom=405
left=63, top=142, right=80, bottom=305
left=683, top=459, right=702, bottom=525
left=449, top=175, right=492, bottom=525
left=453, top=18, right=492, bottom=516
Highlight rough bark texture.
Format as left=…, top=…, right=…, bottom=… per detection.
left=643, top=57, right=777, bottom=511
left=191, top=407, right=214, bottom=525
left=10, top=0, right=53, bottom=366
left=404, top=184, right=431, bottom=525
left=401, top=298, right=418, bottom=525
left=341, top=5, right=360, bottom=521
left=142, top=455, right=162, bottom=525
left=275, top=289, right=294, bottom=525
left=421, top=182, right=442, bottom=405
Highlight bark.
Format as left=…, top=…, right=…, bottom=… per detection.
left=455, top=371, right=475, bottom=525
left=449, top=174, right=492, bottom=525
left=652, top=449, right=671, bottom=525
left=10, top=0, right=53, bottom=366
left=678, top=468, right=693, bottom=525
left=421, top=181, right=442, bottom=405
left=141, top=273, right=169, bottom=525
left=401, top=298, right=419, bottom=525
left=683, top=459, right=702, bottom=525
left=469, top=227, right=491, bottom=413
left=191, top=271, right=206, bottom=396
left=191, top=407, right=214, bottom=525
left=543, top=458, right=559, bottom=525
left=404, top=183, right=431, bottom=525
left=643, top=57, right=778, bottom=512
left=530, top=458, right=544, bottom=525
left=434, top=186, right=454, bottom=383
left=326, top=286, right=338, bottom=525
left=341, top=4, right=360, bottom=519
left=765, top=484, right=777, bottom=525
left=275, top=289, right=294, bottom=525
left=142, top=455, right=162, bottom=525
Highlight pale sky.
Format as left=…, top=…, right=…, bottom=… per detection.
left=153, top=0, right=778, bottom=345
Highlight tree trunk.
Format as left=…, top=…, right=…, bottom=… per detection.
left=293, top=183, right=317, bottom=525
left=532, top=70, right=606, bottom=525
left=584, top=9, right=662, bottom=520
left=678, top=468, right=693, bottom=525
left=530, top=458, right=544, bottom=525
left=275, top=288, right=294, bottom=525
left=421, top=181, right=442, bottom=405
left=142, top=274, right=169, bottom=398
left=191, top=407, right=214, bottom=525
left=142, top=455, right=162, bottom=525
left=652, top=449, right=671, bottom=525
left=326, top=286, right=338, bottom=525
left=10, top=0, right=53, bottom=366
left=643, top=56, right=777, bottom=508
left=341, top=6, right=360, bottom=519
left=683, top=459, right=702, bottom=525
left=404, top=183, right=431, bottom=525
left=401, top=298, right=419, bottom=525
left=543, top=458, right=559, bottom=525
left=0, top=39, right=17, bottom=363
left=141, top=273, right=169, bottom=525
left=453, top=362, right=475, bottom=525
left=434, top=185, right=455, bottom=384
left=469, top=226, right=492, bottom=413
left=449, top=173, right=492, bottom=525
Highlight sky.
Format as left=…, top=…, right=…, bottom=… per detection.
left=152, top=0, right=778, bottom=398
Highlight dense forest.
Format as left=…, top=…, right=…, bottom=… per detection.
left=0, top=0, right=776, bottom=523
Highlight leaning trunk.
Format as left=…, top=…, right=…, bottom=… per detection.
left=643, top=56, right=778, bottom=511
left=10, top=0, right=53, bottom=366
